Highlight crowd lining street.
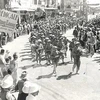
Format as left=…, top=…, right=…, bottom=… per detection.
left=0, top=28, right=100, bottom=100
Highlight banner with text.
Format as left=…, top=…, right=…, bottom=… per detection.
left=0, top=9, right=19, bottom=36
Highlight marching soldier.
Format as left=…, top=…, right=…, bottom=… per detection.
left=72, top=42, right=82, bottom=74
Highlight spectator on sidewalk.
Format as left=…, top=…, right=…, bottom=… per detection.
left=0, top=32, right=2, bottom=48
left=15, top=71, right=28, bottom=100
left=10, top=53, right=18, bottom=86
left=22, top=81, right=41, bottom=100
left=0, top=49, right=6, bottom=78
left=0, top=70, right=15, bottom=100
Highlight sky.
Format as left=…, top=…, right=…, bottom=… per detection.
left=87, top=0, right=100, bottom=4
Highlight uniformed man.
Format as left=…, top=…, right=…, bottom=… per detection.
left=72, top=42, right=82, bottom=74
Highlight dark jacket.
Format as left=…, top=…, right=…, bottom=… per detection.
left=15, top=79, right=28, bottom=100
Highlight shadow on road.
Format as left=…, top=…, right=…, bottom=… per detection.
left=20, top=63, right=48, bottom=70
left=20, top=64, right=34, bottom=69
left=20, top=54, right=32, bottom=57
left=58, top=61, right=73, bottom=66
left=93, top=56, right=100, bottom=63
left=21, top=57, right=32, bottom=61
left=32, top=64, right=49, bottom=69
left=20, top=51, right=31, bottom=54
left=19, top=46, right=32, bottom=61
left=37, top=72, right=54, bottom=80
left=21, top=48, right=31, bottom=51
left=56, top=73, right=78, bottom=80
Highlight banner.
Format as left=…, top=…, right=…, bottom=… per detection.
left=0, top=9, right=19, bottom=37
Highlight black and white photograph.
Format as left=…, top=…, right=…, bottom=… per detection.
left=0, top=0, right=100, bottom=100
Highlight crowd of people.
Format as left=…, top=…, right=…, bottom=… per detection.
left=29, top=16, right=100, bottom=76
left=68, top=17, right=100, bottom=75
left=1, top=11, right=100, bottom=100
left=73, top=17, right=100, bottom=56
left=0, top=14, right=78, bottom=100
left=29, top=15, right=75, bottom=76
left=0, top=49, right=41, bottom=100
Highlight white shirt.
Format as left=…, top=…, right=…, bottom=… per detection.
left=26, top=94, right=37, bottom=100
left=6, top=91, right=15, bottom=100
left=0, top=55, right=6, bottom=65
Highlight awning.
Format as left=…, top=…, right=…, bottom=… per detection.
left=44, top=7, right=57, bottom=10
left=89, top=5, right=100, bottom=8
left=11, top=7, right=35, bottom=11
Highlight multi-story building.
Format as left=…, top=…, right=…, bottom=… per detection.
left=60, top=0, right=81, bottom=10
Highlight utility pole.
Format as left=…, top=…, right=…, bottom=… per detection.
left=83, top=0, right=88, bottom=21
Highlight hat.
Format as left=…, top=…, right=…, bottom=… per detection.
left=1, top=75, right=13, bottom=88
left=32, top=36, right=36, bottom=39
left=72, top=38, right=74, bottom=41
left=75, top=42, right=80, bottom=45
left=38, top=39, right=42, bottom=42
left=22, top=81, right=41, bottom=94
left=6, top=50, right=10, bottom=53
left=41, top=35, right=45, bottom=38
left=45, top=37, right=49, bottom=40
left=53, top=46, right=58, bottom=49
left=13, top=52, right=18, bottom=58
left=47, top=40, right=51, bottom=43
left=20, top=71, right=27, bottom=79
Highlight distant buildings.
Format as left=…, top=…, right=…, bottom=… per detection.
left=60, top=0, right=81, bottom=10
left=9, top=0, right=58, bottom=10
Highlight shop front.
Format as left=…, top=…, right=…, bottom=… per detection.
left=44, top=8, right=58, bottom=17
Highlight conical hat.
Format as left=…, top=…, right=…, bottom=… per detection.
left=1, top=75, right=13, bottom=88
left=22, top=81, right=41, bottom=93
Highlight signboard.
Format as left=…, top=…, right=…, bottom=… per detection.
left=0, top=9, right=19, bottom=36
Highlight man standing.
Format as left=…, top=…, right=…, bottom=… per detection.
left=15, top=71, right=28, bottom=100
left=72, top=42, right=82, bottom=74
left=51, top=46, right=60, bottom=77
left=69, top=39, right=75, bottom=61
left=73, top=27, right=78, bottom=38
left=0, top=32, right=2, bottom=48
left=45, top=40, right=53, bottom=65
left=0, top=49, right=6, bottom=78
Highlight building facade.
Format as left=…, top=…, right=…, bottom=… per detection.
left=60, top=0, right=81, bottom=10
left=0, top=0, right=8, bottom=9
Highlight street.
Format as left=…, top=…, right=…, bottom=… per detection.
left=3, top=30, right=100, bottom=100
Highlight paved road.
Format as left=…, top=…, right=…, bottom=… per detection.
left=3, top=30, right=100, bottom=100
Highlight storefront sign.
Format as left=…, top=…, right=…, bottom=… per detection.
left=0, top=9, right=19, bottom=36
